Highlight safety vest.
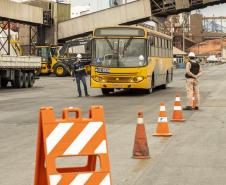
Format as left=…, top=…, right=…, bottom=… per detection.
left=185, top=60, right=200, bottom=79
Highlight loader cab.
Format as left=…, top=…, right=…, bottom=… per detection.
left=35, top=46, right=58, bottom=75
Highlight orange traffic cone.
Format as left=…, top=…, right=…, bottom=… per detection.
left=132, top=112, right=150, bottom=159
left=153, top=102, right=172, bottom=137
left=171, top=94, right=185, bottom=122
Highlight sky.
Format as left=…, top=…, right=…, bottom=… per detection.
left=200, top=4, right=226, bottom=16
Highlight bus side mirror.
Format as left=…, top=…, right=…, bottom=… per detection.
left=149, top=37, right=154, bottom=46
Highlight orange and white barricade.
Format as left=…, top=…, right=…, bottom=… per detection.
left=34, top=106, right=112, bottom=185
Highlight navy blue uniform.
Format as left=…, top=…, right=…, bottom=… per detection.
left=73, top=60, right=89, bottom=97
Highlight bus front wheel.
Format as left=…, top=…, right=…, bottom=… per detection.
left=145, top=75, right=154, bottom=94
left=161, top=72, right=169, bottom=89
left=144, top=88, right=153, bottom=94
left=101, top=88, right=113, bottom=96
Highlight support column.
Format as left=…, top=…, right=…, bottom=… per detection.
left=37, top=25, right=45, bottom=45
left=7, top=19, right=10, bottom=55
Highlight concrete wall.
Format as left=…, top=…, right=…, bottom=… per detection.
left=58, top=0, right=151, bottom=41
left=0, top=0, right=43, bottom=24
left=56, top=3, right=71, bottom=23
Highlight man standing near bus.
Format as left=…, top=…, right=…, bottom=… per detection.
left=73, top=54, right=89, bottom=97
left=183, top=52, right=202, bottom=110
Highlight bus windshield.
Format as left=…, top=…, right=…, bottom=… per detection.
left=93, top=38, right=146, bottom=68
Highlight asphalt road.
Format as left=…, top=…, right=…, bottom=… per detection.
left=0, top=63, right=226, bottom=185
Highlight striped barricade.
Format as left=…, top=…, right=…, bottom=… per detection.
left=34, top=106, right=111, bottom=185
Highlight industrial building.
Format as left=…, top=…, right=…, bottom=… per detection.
left=189, top=38, right=226, bottom=56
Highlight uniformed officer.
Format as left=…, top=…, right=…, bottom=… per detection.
left=183, top=52, right=202, bottom=110
left=73, top=54, right=89, bottom=97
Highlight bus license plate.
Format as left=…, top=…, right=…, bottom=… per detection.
left=112, top=84, right=123, bottom=88
left=95, top=68, right=110, bottom=73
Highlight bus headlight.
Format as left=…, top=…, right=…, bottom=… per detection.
left=92, top=76, right=103, bottom=82
left=133, top=76, right=144, bottom=82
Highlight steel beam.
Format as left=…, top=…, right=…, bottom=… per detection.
left=151, top=0, right=225, bottom=17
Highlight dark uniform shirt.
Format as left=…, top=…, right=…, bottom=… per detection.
left=73, top=60, right=86, bottom=77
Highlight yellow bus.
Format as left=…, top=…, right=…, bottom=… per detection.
left=90, top=26, right=173, bottom=95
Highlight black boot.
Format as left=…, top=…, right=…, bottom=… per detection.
left=183, top=106, right=193, bottom=110
left=85, top=91, right=89, bottom=96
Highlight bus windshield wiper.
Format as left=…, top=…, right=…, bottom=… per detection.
left=124, top=37, right=133, bottom=51
left=105, top=37, right=114, bottom=51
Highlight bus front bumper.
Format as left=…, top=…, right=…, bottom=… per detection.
left=91, top=78, right=149, bottom=89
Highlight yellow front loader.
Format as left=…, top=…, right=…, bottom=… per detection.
left=34, top=46, right=71, bottom=77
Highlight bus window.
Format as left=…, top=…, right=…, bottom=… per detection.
left=154, top=37, right=157, bottom=47
left=154, top=37, right=157, bottom=56
left=164, top=39, right=167, bottom=57
left=158, top=38, right=161, bottom=48
left=149, top=42, right=151, bottom=56
left=167, top=40, right=170, bottom=49
left=167, top=40, right=170, bottom=57
left=158, top=38, right=162, bottom=56
left=149, top=36, right=154, bottom=56
left=169, top=41, right=172, bottom=56
left=162, top=39, right=165, bottom=57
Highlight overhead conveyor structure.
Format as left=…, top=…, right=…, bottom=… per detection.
left=151, top=0, right=226, bottom=17
left=58, top=0, right=152, bottom=42
left=58, top=0, right=225, bottom=42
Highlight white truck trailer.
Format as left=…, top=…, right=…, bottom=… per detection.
left=0, top=55, right=41, bottom=88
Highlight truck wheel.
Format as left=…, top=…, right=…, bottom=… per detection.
left=53, top=63, right=67, bottom=77
left=15, top=71, right=24, bottom=88
left=23, top=73, right=29, bottom=88
left=1, top=79, right=8, bottom=88
left=28, top=73, right=35, bottom=87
